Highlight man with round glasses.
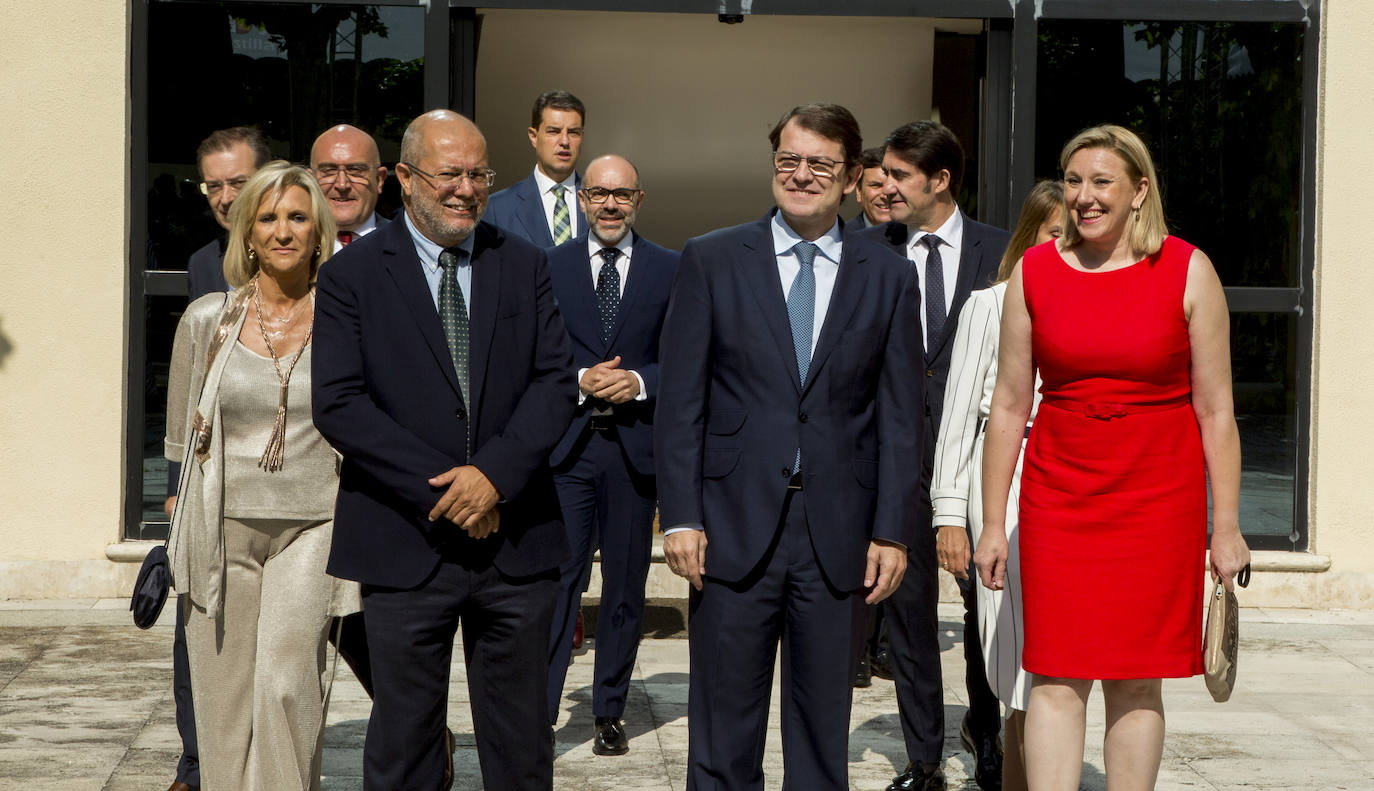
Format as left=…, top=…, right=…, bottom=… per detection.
left=310, top=124, right=389, bottom=251
left=544, top=155, right=679, bottom=755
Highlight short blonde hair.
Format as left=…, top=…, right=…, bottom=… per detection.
left=223, top=160, right=336, bottom=288
left=1058, top=124, right=1167, bottom=256
left=997, top=180, right=1064, bottom=283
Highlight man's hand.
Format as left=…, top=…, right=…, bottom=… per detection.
left=580, top=355, right=623, bottom=395
left=592, top=370, right=641, bottom=404
left=864, top=539, right=907, bottom=604
left=163, top=496, right=177, bottom=520
left=465, top=507, right=501, bottom=540
left=427, top=465, right=500, bottom=528
left=936, top=525, right=971, bottom=580
left=664, top=530, right=708, bottom=591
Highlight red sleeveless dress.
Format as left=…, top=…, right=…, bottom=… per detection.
left=1018, top=236, right=1206, bottom=679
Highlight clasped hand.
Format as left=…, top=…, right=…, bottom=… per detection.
left=580, top=355, right=640, bottom=404
left=428, top=465, right=501, bottom=539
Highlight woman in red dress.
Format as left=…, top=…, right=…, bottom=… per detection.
left=974, top=125, right=1251, bottom=791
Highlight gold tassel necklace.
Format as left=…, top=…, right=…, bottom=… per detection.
left=253, top=274, right=315, bottom=472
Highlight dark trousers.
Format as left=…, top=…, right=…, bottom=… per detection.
left=171, top=601, right=372, bottom=784
left=885, top=479, right=1000, bottom=764
left=686, top=489, right=864, bottom=791
left=547, top=428, right=657, bottom=721
left=361, top=551, right=558, bottom=791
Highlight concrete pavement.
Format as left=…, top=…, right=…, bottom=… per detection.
left=0, top=600, right=1371, bottom=790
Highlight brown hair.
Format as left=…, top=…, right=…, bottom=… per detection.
left=530, top=90, right=586, bottom=129
left=768, top=104, right=863, bottom=167
left=996, top=180, right=1065, bottom=283
left=883, top=120, right=965, bottom=195
left=1058, top=124, right=1167, bottom=256
left=195, top=126, right=271, bottom=175
left=222, top=161, right=336, bottom=288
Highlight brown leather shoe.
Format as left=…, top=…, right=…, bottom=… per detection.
left=166, top=782, right=198, bottom=791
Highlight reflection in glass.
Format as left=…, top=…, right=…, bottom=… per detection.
left=1230, top=312, right=1298, bottom=545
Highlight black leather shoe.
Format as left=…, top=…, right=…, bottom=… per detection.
left=887, top=760, right=945, bottom=791
left=592, top=716, right=629, bottom=755
left=869, top=648, right=895, bottom=681
left=959, top=713, right=1003, bottom=791
left=853, top=653, right=872, bottom=688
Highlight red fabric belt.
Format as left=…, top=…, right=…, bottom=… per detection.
left=1039, top=395, right=1190, bottom=420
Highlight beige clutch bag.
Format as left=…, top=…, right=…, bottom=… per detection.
left=1203, top=563, right=1251, bottom=702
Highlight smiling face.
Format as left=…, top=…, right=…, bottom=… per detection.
left=200, top=141, right=258, bottom=231
left=528, top=107, right=584, bottom=182
left=398, top=118, right=489, bottom=247
left=771, top=118, right=857, bottom=239
left=881, top=149, right=948, bottom=231
left=579, top=155, right=642, bottom=246
left=310, top=125, right=386, bottom=232
left=248, top=184, right=318, bottom=280
left=1063, top=146, right=1148, bottom=249
left=855, top=165, right=890, bottom=224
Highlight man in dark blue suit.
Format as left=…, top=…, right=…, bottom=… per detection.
left=312, top=109, right=576, bottom=791
left=656, top=104, right=924, bottom=790
left=850, top=145, right=892, bottom=232
left=544, top=154, right=678, bottom=754
left=485, top=90, right=586, bottom=248
left=865, top=120, right=1011, bottom=791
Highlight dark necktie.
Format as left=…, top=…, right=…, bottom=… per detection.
left=437, top=248, right=470, bottom=409
left=596, top=247, right=621, bottom=345
left=338, top=230, right=354, bottom=247
left=922, top=234, right=947, bottom=346
left=786, top=241, right=818, bottom=473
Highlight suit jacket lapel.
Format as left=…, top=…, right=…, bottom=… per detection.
left=467, top=223, right=502, bottom=419
left=741, top=217, right=802, bottom=394
left=604, top=234, right=647, bottom=350
left=930, top=214, right=989, bottom=360
left=516, top=176, right=553, bottom=248
left=381, top=222, right=462, bottom=397
left=804, top=230, right=868, bottom=396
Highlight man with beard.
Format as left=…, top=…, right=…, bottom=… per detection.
left=312, top=109, right=575, bottom=790
left=543, top=155, right=678, bottom=753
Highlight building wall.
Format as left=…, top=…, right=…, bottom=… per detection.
left=0, top=1, right=137, bottom=597
left=475, top=10, right=936, bottom=250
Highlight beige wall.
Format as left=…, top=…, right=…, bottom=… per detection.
left=0, top=1, right=134, bottom=595
left=475, top=11, right=935, bottom=250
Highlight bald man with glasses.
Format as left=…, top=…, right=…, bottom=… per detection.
left=310, top=124, right=390, bottom=251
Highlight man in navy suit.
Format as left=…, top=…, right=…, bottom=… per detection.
left=312, top=109, right=575, bottom=791
left=544, top=154, right=678, bottom=754
left=656, top=104, right=923, bottom=790
left=851, top=145, right=892, bottom=231
left=864, top=120, right=1011, bottom=791
left=485, top=90, right=586, bottom=247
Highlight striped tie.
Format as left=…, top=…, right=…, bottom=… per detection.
left=551, top=185, right=572, bottom=245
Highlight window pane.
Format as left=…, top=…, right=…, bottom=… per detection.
left=1231, top=312, right=1299, bottom=545
left=1035, top=20, right=1304, bottom=288
left=137, top=295, right=186, bottom=540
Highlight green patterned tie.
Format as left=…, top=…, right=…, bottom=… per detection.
left=551, top=185, right=572, bottom=245
left=437, top=248, right=470, bottom=410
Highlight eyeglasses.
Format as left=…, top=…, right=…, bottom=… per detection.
left=772, top=152, right=846, bottom=179
left=313, top=164, right=376, bottom=184
left=401, top=161, right=495, bottom=189
left=199, top=177, right=250, bottom=196
left=580, top=187, right=642, bottom=205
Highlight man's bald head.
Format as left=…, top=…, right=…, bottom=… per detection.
left=397, top=110, right=491, bottom=247
left=310, top=124, right=386, bottom=232
left=579, top=154, right=644, bottom=247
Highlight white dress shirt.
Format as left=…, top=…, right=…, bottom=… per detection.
left=906, top=207, right=964, bottom=346
left=331, top=212, right=379, bottom=254
left=577, top=233, right=646, bottom=406
left=532, top=167, right=580, bottom=241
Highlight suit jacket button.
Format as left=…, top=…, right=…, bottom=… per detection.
left=798, top=412, right=808, bottom=423
left=455, top=407, right=466, bottom=420
left=781, top=468, right=791, bottom=478
left=925, top=368, right=934, bottom=377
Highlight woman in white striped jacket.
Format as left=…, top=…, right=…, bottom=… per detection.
left=930, top=180, right=1064, bottom=791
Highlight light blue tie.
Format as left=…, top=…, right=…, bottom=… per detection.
left=786, top=241, right=818, bottom=472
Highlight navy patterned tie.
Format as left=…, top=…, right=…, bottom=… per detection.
left=922, top=234, right=947, bottom=347
left=786, top=241, right=818, bottom=473
left=596, top=247, right=621, bottom=346
left=437, top=248, right=470, bottom=409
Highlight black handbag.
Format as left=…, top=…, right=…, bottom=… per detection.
left=130, top=544, right=170, bottom=629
